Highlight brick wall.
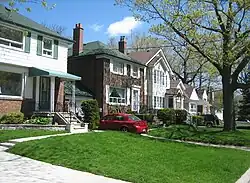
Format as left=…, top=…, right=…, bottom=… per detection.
left=0, top=99, right=22, bottom=115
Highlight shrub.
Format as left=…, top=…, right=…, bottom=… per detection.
left=81, top=99, right=100, bottom=129
left=27, top=117, right=51, bottom=125
left=0, top=112, right=24, bottom=124
left=192, top=115, right=204, bottom=126
left=157, top=108, right=176, bottom=125
left=175, top=110, right=187, bottom=124
left=135, top=114, right=154, bottom=122
left=126, top=109, right=136, bottom=114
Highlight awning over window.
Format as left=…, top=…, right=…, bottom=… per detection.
left=29, top=67, right=81, bottom=81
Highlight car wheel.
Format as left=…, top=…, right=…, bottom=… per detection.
left=206, top=123, right=212, bottom=128
left=121, top=127, right=129, bottom=132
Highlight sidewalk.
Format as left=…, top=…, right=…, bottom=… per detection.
left=0, top=132, right=129, bottom=183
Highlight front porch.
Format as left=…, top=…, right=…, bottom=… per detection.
left=23, top=67, right=81, bottom=116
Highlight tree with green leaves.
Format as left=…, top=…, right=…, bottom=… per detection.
left=116, top=0, right=250, bottom=131
left=6, top=0, right=55, bottom=12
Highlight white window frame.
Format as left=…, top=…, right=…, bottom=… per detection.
left=0, top=25, right=24, bottom=51
left=42, top=37, right=53, bottom=57
left=109, top=87, right=126, bottom=105
left=190, top=103, right=197, bottom=112
left=112, top=62, right=124, bottom=75
left=132, top=65, right=139, bottom=78
left=0, top=71, right=24, bottom=100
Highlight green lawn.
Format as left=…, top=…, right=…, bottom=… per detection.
left=9, top=131, right=250, bottom=183
left=0, top=129, right=66, bottom=143
left=149, top=125, right=250, bottom=147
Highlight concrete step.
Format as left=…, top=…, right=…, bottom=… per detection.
left=0, top=142, right=15, bottom=148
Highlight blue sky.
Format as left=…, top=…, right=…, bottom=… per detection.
left=4, top=0, right=151, bottom=44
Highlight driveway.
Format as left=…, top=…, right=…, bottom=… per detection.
left=0, top=145, right=129, bottom=183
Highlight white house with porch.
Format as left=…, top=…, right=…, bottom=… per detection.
left=0, top=5, right=80, bottom=118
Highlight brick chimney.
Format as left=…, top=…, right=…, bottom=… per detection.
left=118, top=36, right=126, bottom=54
left=73, top=23, right=84, bottom=56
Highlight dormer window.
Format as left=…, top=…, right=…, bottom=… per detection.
left=42, top=38, right=53, bottom=57
left=132, top=66, right=139, bottom=77
left=0, top=25, right=23, bottom=49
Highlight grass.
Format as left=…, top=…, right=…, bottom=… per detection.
left=149, top=125, right=250, bottom=147
left=9, top=131, right=250, bottom=183
left=0, top=129, right=66, bottom=143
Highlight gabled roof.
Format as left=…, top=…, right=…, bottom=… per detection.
left=196, top=89, right=205, bottom=99
left=128, top=49, right=160, bottom=65
left=184, top=84, right=195, bottom=98
left=69, top=41, right=145, bottom=66
left=0, top=5, right=73, bottom=43
left=170, top=80, right=181, bottom=88
left=64, top=81, right=93, bottom=97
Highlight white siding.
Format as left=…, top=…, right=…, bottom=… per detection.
left=190, top=89, right=199, bottom=101
left=0, top=32, right=69, bottom=73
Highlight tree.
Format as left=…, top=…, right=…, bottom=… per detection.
left=41, top=22, right=67, bottom=36
left=107, top=37, right=118, bottom=49
left=238, top=68, right=250, bottom=120
left=116, top=0, right=250, bottom=131
left=6, top=0, right=55, bottom=12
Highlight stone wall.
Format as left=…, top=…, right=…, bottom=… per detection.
left=0, top=124, right=66, bottom=131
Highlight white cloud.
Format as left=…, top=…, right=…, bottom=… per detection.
left=89, top=23, right=104, bottom=32
left=107, top=16, right=142, bottom=36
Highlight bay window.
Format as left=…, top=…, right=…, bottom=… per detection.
left=0, top=71, right=22, bottom=97
left=43, top=37, right=53, bottom=56
left=0, top=25, right=23, bottom=49
left=113, top=62, right=124, bottom=74
left=109, top=87, right=126, bottom=104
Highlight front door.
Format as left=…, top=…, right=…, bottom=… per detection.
left=132, top=89, right=140, bottom=112
left=39, top=77, right=51, bottom=111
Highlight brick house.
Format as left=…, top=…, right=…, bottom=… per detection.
left=68, top=23, right=146, bottom=116
left=0, top=5, right=80, bottom=116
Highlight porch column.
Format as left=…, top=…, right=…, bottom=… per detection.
left=50, top=77, right=55, bottom=112
left=173, top=96, right=176, bottom=109
left=71, top=81, right=76, bottom=113
left=35, top=76, right=40, bottom=111
left=165, top=96, right=169, bottom=108
left=181, top=97, right=184, bottom=109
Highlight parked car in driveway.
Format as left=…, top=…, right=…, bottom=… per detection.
left=201, top=114, right=220, bottom=127
left=99, top=113, right=148, bottom=133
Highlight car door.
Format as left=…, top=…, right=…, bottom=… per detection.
left=100, top=115, right=114, bottom=130
left=112, top=115, right=126, bottom=130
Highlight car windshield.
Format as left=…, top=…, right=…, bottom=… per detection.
left=128, top=115, right=141, bottom=121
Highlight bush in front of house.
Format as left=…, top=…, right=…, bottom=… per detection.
left=192, top=115, right=204, bottom=126
left=0, top=112, right=24, bottom=124
left=27, top=117, right=51, bottom=125
left=175, top=110, right=188, bottom=124
left=81, top=99, right=100, bottom=129
left=157, top=108, right=176, bottom=125
left=135, top=114, right=154, bottom=122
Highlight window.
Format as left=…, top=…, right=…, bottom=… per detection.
left=113, top=62, right=124, bottom=74
left=153, top=69, right=165, bottom=85
left=153, top=96, right=165, bottom=108
left=190, top=103, right=197, bottom=112
left=132, top=66, right=139, bottom=77
left=0, top=25, right=23, bottom=49
left=109, top=87, right=126, bottom=104
left=0, top=71, right=22, bottom=97
left=43, top=38, right=53, bottom=56
left=115, top=115, right=124, bottom=121
left=154, top=96, right=156, bottom=108
left=128, top=115, right=141, bottom=121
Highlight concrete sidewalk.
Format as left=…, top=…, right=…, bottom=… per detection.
left=0, top=132, right=129, bottom=183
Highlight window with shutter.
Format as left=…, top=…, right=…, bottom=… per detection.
left=37, top=35, right=43, bottom=56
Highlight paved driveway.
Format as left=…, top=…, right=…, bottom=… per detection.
left=0, top=146, right=129, bottom=183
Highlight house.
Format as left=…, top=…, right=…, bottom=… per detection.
left=128, top=49, right=174, bottom=110
left=64, top=81, right=93, bottom=111
left=0, top=5, right=80, bottom=117
left=183, top=84, right=200, bottom=114
left=165, top=80, right=187, bottom=110
left=196, top=89, right=211, bottom=114
left=68, top=24, right=145, bottom=116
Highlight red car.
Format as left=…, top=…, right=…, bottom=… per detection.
left=99, top=113, right=148, bottom=133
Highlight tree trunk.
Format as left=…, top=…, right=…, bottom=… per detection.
left=222, top=75, right=235, bottom=131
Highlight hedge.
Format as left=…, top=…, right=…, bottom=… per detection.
left=135, top=114, right=154, bottom=122
left=157, top=109, right=187, bottom=125
left=81, top=99, right=100, bottom=129
left=0, top=112, right=24, bottom=124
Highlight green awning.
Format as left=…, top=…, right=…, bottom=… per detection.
left=29, top=67, right=81, bottom=81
